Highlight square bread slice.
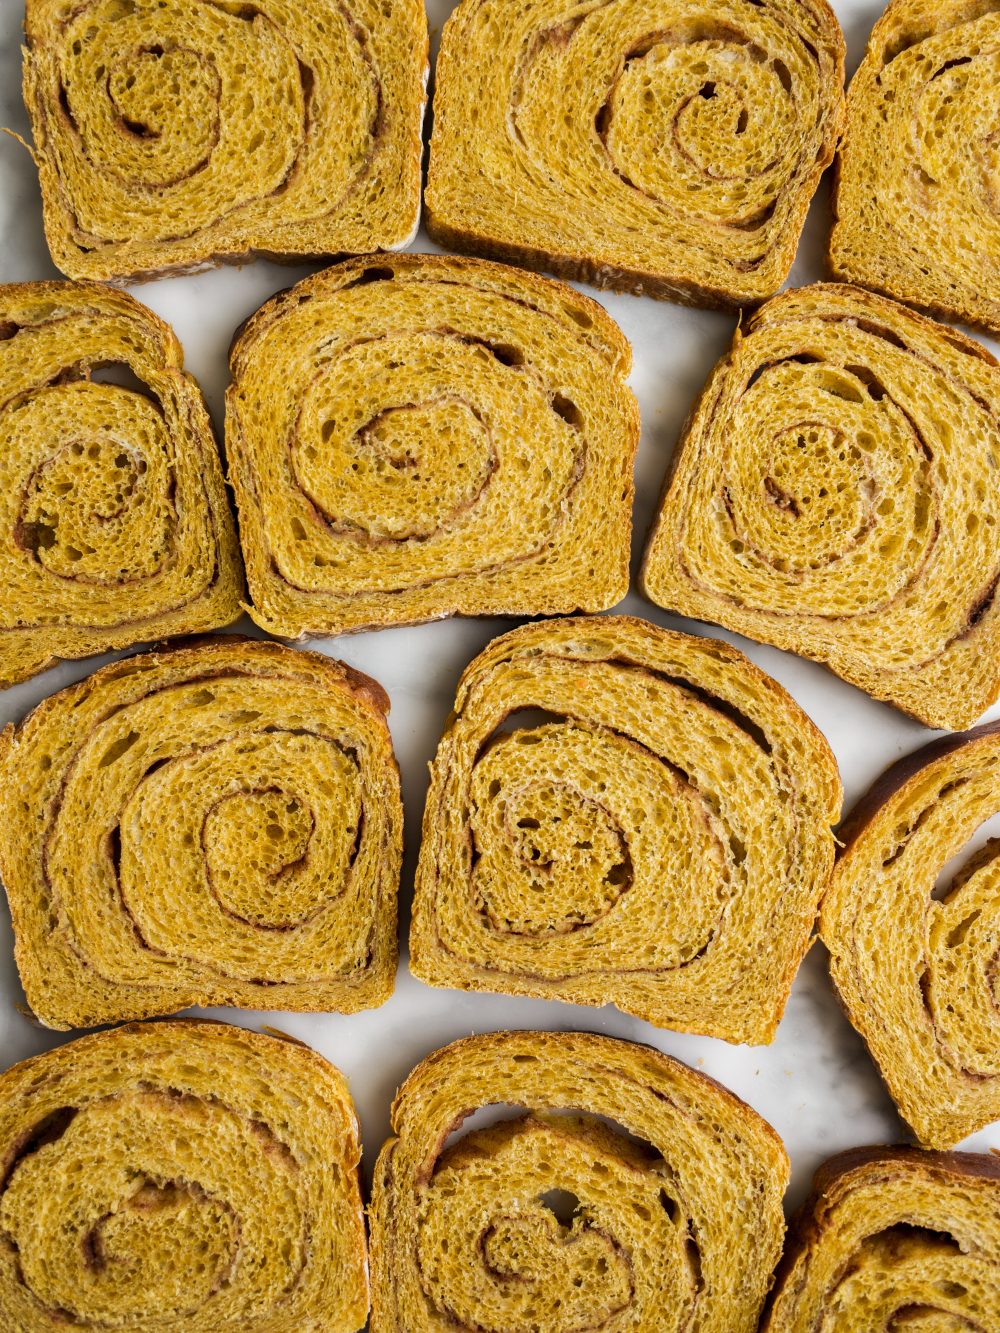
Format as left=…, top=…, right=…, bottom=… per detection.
left=830, top=0, right=1000, bottom=335
left=370, top=1030, right=789, bottom=1333
left=762, top=1147, right=1000, bottom=1329
left=0, top=280, right=242, bottom=688
left=0, top=637, right=402, bottom=1028
left=410, top=616, right=842, bottom=1045
left=822, top=722, right=1000, bottom=1149
left=641, top=283, right=1000, bottom=730
left=226, top=254, right=638, bottom=638
left=0, top=1020, right=369, bottom=1331
left=426, top=0, right=845, bottom=307
left=23, top=0, right=428, bottom=282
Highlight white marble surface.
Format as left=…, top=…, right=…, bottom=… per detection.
left=0, top=0, right=998, bottom=1218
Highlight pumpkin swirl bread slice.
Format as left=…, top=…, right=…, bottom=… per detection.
left=641, top=283, right=1000, bottom=730
left=369, top=1030, right=788, bottom=1333
left=822, top=722, right=1000, bottom=1149
left=0, top=1020, right=368, bottom=1332
left=426, top=0, right=845, bottom=307
left=0, top=637, right=402, bottom=1029
left=0, top=281, right=241, bottom=689
left=23, top=0, right=427, bottom=282
left=226, top=255, right=638, bottom=638
left=831, top=0, right=1000, bottom=336
left=410, top=616, right=841, bottom=1044
left=762, top=1147, right=1000, bottom=1330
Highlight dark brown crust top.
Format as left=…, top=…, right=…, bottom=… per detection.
left=387, top=1027, right=788, bottom=1160
left=3, top=634, right=393, bottom=745
left=226, top=250, right=632, bottom=373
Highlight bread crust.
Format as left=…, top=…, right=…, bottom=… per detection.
left=427, top=0, right=845, bottom=307
left=0, top=279, right=243, bottom=688
left=410, top=614, right=841, bottom=1044
left=22, top=0, right=428, bottom=283
left=370, top=1029, right=788, bottom=1333
left=641, top=282, right=1000, bottom=729
left=0, top=636, right=402, bottom=1027
left=225, top=253, right=639, bottom=639
left=829, top=0, right=1000, bottom=335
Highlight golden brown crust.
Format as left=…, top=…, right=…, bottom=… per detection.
left=0, top=636, right=402, bottom=1028
left=0, top=280, right=243, bottom=687
left=427, top=0, right=845, bottom=307
left=369, top=1029, right=788, bottom=1333
left=225, top=253, right=638, bottom=639
left=830, top=0, right=1000, bottom=336
left=641, top=282, right=1000, bottom=730
left=823, top=723, right=1000, bottom=1147
left=410, top=614, right=841, bottom=1045
left=762, top=1146, right=1000, bottom=1330
left=22, top=0, right=428, bottom=283
left=0, top=1019, right=369, bottom=1331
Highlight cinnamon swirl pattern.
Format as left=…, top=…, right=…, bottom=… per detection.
left=0, top=637, right=402, bottom=1029
left=226, top=255, right=638, bottom=639
left=831, top=0, right=1000, bottom=336
left=369, top=1031, right=788, bottom=1333
left=23, top=0, right=427, bottom=282
left=426, top=0, right=845, bottom=307
left=0, top=1020, right=369, bottom=1332
left=0, top=281, right=241, bottom=689
left=822, top=721, right=1000, bottom=1149
left=762, top=1147, right=1000, bottom=1331
left=410, top=617, right=841, bottom=1044
left=641, top=283, right=1000, bottom=730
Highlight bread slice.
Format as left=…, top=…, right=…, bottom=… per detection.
left=0, top=280, right=242, bottom=688
left=830, top=0, right=1000, bottom=335
left=641, top=282, right=1000, bottom=730
left=426, top=0, right=845, bottom=308
left=410, top=615, right=841, bottom=1044
left=23, top=0, right=427, bottom=282
left=822, top=721, right=1000, bottom=1149
left=226, top=254, right=638, bottom=639
left=0, top=1019, right=368, bottom=1331
left=0, top=636, right=402, bottom=1029
left=762, top=1146, right=1000, bottom=1329
left=369, top=1030, right=788, bottom=1333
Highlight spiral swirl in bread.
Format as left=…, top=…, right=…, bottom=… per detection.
left=226, top=255, right=638, bottom=639
left=831, top=0, right=1000, bottom=336
left=822, top=721, right=1000, bottom=1149
left=0, top=637, right=402, bottom=1029
left=410, top=616, right=841, bottom=1045
left=763, top=1147, right=1000, bottom=1330
left=23, top=0, right=427, bottom=282
left=370, top=1030, right=788, bottom=1333
left=0, top=1020, right=368, bottom=1331
left=641, top=283, right=1000, bottom=729
left=426, top=0, right=845, bottom=306
left=0, top=281, right=241, bottom=689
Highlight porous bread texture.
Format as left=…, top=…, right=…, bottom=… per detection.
left=830, top=0, right=1000, bottom=336
left=0, top=636, right=402, bottom=1028
left=641, top=282, right=1000, bottom=730
left=23, top=0, right=427, bottom=283
left=410, top=615, right=842, bottom=1045
left=0, top=1019, right=368, bottom=1332
left=369, top=1030, right=788, bottom=1333
left=0, top=280, right=241, bottom=688
left=426, top=0, right=845, bottom=308
left=762, top=1146, right=1000, bottom=1329
left=822, top=721, right=1000, bottom=1149
left=226, top=253, right=638, bottom=639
